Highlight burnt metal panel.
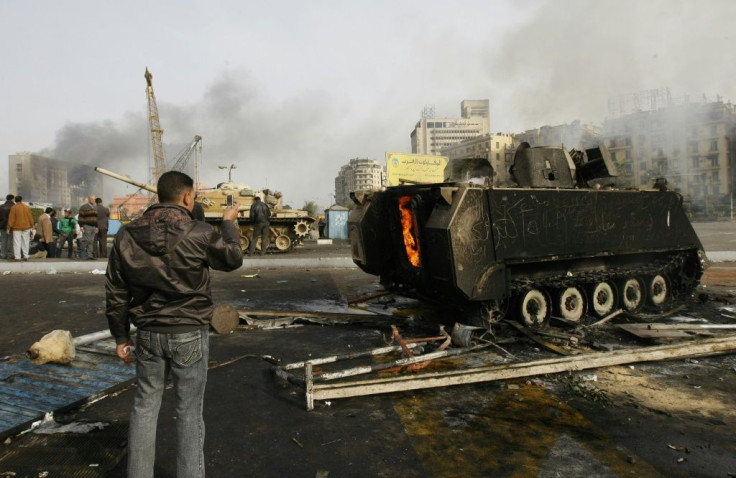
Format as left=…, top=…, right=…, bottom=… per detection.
left=424, top=186, right=497, bottom=300
left=0, top=346, right=136, bottom=440
left=488, top=188, right=702, bottom=261
left=511, top=147, right=576, bottom=188
left=348, top=191, right=393, bottom=276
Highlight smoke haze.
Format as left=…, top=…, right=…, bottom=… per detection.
left=6, top=0, right=734, bottom=209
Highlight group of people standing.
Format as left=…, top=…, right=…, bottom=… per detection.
left=0, top=193, right=110, bottom=261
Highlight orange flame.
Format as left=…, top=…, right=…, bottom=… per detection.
left=398, top=196, right=421, bottom=267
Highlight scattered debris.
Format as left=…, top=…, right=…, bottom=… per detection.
left=505, top=320, right=576, bottom=356
left=237, top=308, right=406, bottom=328
left=27, top=330, right=75, bottom=365
left=292, top=437, right=304, bottom=448
left=667, top=444, right=689, bottom=452
left=553, top=373, right=610, bottom=404
left=241, top=271, right=260, bottom=278
left=34, top=419, right=108, bottom=435
left=347, top=291, right=391, bottom=305
left=89, top=269, right=105, bottom=275
left=619, top=323, right=736, bottom=340
left=588, top=309, right=623, bottom=328
left=275, top=334, right=736, bottom=410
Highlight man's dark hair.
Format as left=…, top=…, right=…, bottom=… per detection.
left=14, top=196, right=22, bottom=202
left=6, top=194, right=13, bottom=201
left=157, top=171, right=194, bottom=203
left=254, top=196, right=261, bottom=201
left=95, top=197, right=102, bottom=204
left=45, top=207, right=53, bottom=214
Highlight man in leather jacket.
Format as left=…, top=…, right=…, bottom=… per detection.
left=106, top=171, right=242, bottom=477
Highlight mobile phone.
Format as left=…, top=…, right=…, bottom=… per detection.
left=226, top=194, right=234, bottom=207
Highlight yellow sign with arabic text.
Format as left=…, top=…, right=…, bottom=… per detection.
left=385, top=153, right=448, bottom=186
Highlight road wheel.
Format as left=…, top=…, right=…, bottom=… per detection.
left=554, top=286, right=586, bottom=322
left=619, top=277, right=645, bottom=312
left=588, top=281, right=617, bottom=317
left=239, top=235, right=250, bottom=252
left=274, top=234, right=292, bottom=251
left=647, top=274, right=669, bottom=307
left=518, top=288, right=550, bottom=326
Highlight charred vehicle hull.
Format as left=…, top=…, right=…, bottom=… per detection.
left=349, top=146, right=705, bottom=328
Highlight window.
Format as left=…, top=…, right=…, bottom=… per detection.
left=710, top=140, right=718, bottom=152
left=711, top=125, right=717, bottom=136
left=691, top=156, right=699, bottom=168
left=689, top=142, right=698, bottom=153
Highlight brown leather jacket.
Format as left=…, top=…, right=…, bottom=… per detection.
left=105, top=204, right=243, bottom=344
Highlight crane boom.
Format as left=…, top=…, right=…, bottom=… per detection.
left=145, top=67, right=166, bottom=183
left=169, top=135, right=203, bottom=174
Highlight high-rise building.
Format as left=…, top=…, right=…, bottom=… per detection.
left=7, top=153, right=102, bottom=210
left=411, top=100, right=491, bottom=156
left=8, top=153, right=71, bottom=207
left=602, top=99, right=736, bottom=216
left=334, top=158, right=385, bottom=206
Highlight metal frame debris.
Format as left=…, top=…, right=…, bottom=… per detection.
left=274, top=335, right=736, bottom=411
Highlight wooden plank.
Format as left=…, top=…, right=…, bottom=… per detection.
left=621, top=323, right=736, bottom=330
left=618, top=323, right=729, bottom=339
left=304, top=334, right=736, bottom=409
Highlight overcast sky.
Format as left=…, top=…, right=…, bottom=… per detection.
left=2, top=0, right=735, bottom=208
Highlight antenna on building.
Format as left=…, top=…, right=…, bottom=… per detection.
left=421, top=104, right=435, bottom=119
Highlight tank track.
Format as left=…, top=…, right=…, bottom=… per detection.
left=509, top=251, right=701, bottom=298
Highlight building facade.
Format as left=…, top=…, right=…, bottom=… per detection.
left=513, top=120, right=602, bottom=150
left=602, top=100, right=736, bottom=216
left=7, top=153, right=102, bottom=210
left=334, top=158, right=385, bottom=206
left=411, top=100, right=491, bottom=156
left=441, top=133, right=515, bottom=184
left=8, top=153, right=71, bottom=207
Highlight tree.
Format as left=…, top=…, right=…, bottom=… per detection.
left=302, top=201, right=318, bottom=218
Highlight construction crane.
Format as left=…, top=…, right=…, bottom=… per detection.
left=145, top=67, right=166, bottom=183
left=168, top=135, right=202, bottom=178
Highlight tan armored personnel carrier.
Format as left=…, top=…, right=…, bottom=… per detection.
left=96, top=167, right=314, bottom=253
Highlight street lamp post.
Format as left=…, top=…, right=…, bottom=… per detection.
left=218, top=164, right=237, bottom=182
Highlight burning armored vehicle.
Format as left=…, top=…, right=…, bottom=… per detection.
left=348, top=144, right=705, bottom=328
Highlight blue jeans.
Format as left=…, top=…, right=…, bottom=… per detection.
left=128, top=329, right=209, bottom=478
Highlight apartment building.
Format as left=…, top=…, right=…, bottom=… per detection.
left=8, top=153, right=71, bottom=207
left=334, top=158, right=385, bottom=206
left=411, top=100, right=491, bottom=156
left=7, top=153, right=102, bottom=209
left=602, top=100, right=736, bottom=214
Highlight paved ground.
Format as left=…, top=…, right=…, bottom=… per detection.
left=0, top=233, right=735, bottom=477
